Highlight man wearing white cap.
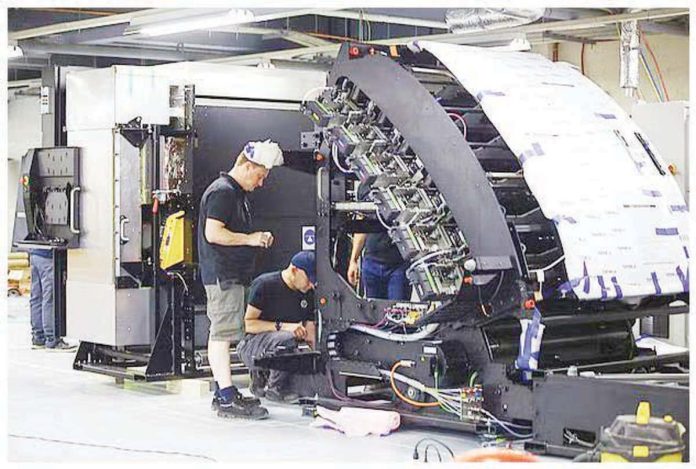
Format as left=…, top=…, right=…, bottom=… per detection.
left=198, top=139, right=283, bottom=420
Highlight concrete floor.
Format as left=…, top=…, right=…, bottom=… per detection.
left=7, top=296, right=561, bottom=463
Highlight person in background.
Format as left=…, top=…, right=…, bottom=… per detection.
left=29, top=249, right=75, bottom=351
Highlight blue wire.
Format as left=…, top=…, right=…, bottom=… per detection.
left=640, top=50, right=665, bottom=102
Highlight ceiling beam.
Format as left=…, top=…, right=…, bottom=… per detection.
left=15, top=40, right=229, bottom=61
left=313, top=9, right=448, bottom=29
left=543, top=32, right=597, bottom=45
left=9, top=9, right=162, bottom=41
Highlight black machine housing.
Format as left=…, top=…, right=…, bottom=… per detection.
left=282, top=43, right=689, bottom=459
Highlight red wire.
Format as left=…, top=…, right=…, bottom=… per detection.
left=640, top=31, right=671, bottom=101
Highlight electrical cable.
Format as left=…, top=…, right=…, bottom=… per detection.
left=447, top=112, right=468, bottom=139
left=640, top=31, right=670, bottom=100
left=536, top=255, right=565, bottom=272
left=173, top=272, right=189, bottom=294
left=8, top=434, right=217, bottom=462
left=331, top=142, right=352, bottom=174
left=413, top=438, right=456, bottom=460
left=639, top=51, right=664, bottom=101
left=301, top=86, right=332, bottom=106
left=389, top=362, right=440, bottom=407
left=374, top=206, right=393, bottom=230
left=478, top=409, right=534, bottom=439
left=564, top=430, right=595, bottom=448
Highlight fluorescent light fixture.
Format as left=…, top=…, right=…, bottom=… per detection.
left=136, top=9, right=254, bottom=37
left=8, top=45, right=23, bottom=59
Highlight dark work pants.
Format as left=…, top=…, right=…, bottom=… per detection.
left=237, top=331, right=297, bottom=390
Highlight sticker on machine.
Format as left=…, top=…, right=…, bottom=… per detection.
left=302, top=226, right=316, bottom=251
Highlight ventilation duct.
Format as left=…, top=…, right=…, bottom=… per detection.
left=445, top=8, right=546, bottom=33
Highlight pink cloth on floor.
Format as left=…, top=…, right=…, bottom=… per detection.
left=310, top=406, right=401, bottom=437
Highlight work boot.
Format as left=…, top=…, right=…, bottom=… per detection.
left=217, top=395, right=269, bottom=420
left=211, top=387, right=260, bottom=411
left=265, top=387, right=300, bottom=404
left=249, top=369, right=269, bottom=398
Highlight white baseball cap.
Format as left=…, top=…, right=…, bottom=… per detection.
left=242, top=140, right=284, bottom=169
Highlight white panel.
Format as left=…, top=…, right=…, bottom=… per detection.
left=66, top=129, right=115, bottom=285
left=113, top=66, right=170, bottom=125
left=419, top=41, right=689, bottom=301
left=632, top=101, right=689, bottom=204
left=151, top=61, right=326, bottom=101
left=65, top=67, right=116, bottom=131
left=66, top=281, right=116, bottom=345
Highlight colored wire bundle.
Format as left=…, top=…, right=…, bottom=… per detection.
left=384, top=361, right=534, bottom=439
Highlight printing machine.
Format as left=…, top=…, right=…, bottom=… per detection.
left=13, top=41, right=689, bottom=459
left=270, top=42, right=690, bottom=459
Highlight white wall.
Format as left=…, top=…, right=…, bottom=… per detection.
left=532, top=33, right=689, bottom=112
left=7, top=88, right=42, bottom=249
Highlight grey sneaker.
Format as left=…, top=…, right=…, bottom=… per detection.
left=265, top=387, right=299, bottom=404
left=46, top=339, right=77, bottom=352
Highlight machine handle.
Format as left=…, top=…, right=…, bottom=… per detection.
left=119, top=216, right=130, bottom=244
left=69, top=186, right=81, bottom=234
left=317, top=166, right=325, bottom=202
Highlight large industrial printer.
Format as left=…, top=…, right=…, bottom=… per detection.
left=15, top=41, right=689, bottom=459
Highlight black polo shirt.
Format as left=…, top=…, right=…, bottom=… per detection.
left=198, top=172, right=257, bottom=286
left=248, top=272, right=315, bottom=323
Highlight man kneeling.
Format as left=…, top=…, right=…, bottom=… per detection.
left=238, top=251, right=316, bottom=403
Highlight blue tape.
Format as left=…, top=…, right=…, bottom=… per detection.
left=651, top=272, right=662, bottom=295
left=676, top=266, right=689, bottom=292
left=656, top=227, right=679, bottom=236
left=595, top=112, right=617, bottom=119
left=642, top=190, right=662, bottom=197
left=597, top=275, right=608, bottom=300
left=670, top=205, right=688, bottom=213
left=582, top=262, right=591, bottom=294
left=611, top=276, right=623, bottom=299
left=515, top=307, right=543, bottom=383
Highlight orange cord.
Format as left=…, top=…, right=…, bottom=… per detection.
left=454, top=448, right=539, bottom=462
left=640, top=31, right=671, bottom=101
left=389, top=362, right=440, bottom=408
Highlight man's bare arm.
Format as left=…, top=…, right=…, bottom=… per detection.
left=205, top=218, right=272, bottom=247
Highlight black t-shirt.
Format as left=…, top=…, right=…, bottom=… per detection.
left=198, top=172, right=257, bottom=286
left=248, top=271, right=315, bottom=323
left=357, top=184, right=405, bottom=266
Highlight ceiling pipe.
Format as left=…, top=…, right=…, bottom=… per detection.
left=16, top=40, right=228, bottom=61
left=445, top=8, right=546, bottom=32
left=314, top=10, right=448, bottom=29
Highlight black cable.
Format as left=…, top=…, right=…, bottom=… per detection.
left=8, top=434, right=217, bottom=462
left=413, top=437, right=455, bottom=461
left=424, top=444, right=443, bottom=462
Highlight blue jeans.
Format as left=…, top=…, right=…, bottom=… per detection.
left=30, top=253, right=56, bottom=345
left=361, top=257, right=411, bottom=300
